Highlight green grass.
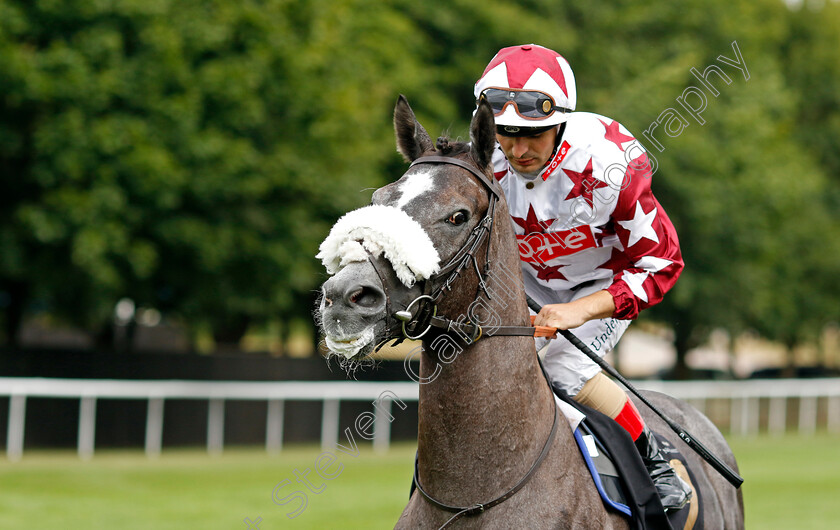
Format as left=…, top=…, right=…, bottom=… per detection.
left=0, top=443, right=416, bottom=530
left=728, top=434, right=840, bottom=529
left=1, top=434, right=838, bottom=529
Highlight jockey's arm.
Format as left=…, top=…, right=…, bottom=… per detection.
left=532, top=290, right=616, bottom=330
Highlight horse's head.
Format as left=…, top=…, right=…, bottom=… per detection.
left=316, top=95, right=500, bottom=362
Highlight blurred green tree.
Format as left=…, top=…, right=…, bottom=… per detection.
left=0, top=0, right=433, bottom=350
left=784, top=0, right=840, bottom=180
left=772, top=0, right=840, bottom=371
left=549, top=0, right=840, bottom=376
left=1, top=0, right=837, bottom=368
left=0, top=0, right=587, bottom=353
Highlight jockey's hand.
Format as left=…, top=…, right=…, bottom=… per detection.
left=533, top=290, right=616, bottom=330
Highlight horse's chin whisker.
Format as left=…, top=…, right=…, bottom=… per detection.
left=324, top=350, right=377, bottom=378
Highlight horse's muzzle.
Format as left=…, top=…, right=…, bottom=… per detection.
left=319, top=261, right=389, bottom=356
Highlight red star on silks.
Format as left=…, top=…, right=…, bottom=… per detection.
left=525, top=260, right=568, bottom=281
left=511, top=204, right=555, bottom=235
left=595, top=246, right=632, bottom=275
left=599, top=119, right=635, bottom=152
left=563, top=158, right=608, bottom=208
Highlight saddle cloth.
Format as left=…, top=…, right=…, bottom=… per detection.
left=556, top=387, right=704, bottom=530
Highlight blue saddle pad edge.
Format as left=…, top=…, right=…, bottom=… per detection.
left=572, top=426, right=633, bottom=518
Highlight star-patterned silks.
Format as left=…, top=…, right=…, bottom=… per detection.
left=599, top=119, right=635, bottom=152
left=560, top=246, right=613, bottom=278
left=634, top=256, right=672, bottom=272
left=511, top=204, right=555, bottom=235
left=617, top=201, right=659, bottom=247
left=620, top=270, right=650, bottom=302
left=493, top=111, right=684, bottom=321
left=563, top=158, right=608, bottom=208
left=512, top=204, right=564, bottom=280
left=595, top=246, right=632, bottom=275
left=534, top=262, right=568, bottom=281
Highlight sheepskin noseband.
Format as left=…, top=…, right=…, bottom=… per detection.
left=317, top=204, right=441, bottom=287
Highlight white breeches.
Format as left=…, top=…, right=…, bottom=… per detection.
left=537, top=317, right=631, bottom=395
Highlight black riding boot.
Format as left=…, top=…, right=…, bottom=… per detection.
left=635, top=427, right=692, bottom=511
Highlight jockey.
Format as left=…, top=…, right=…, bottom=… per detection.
left=475, top=44, right=692, bottom=511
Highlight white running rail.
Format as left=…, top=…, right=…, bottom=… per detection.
left=2, top=377, right=838, bottom=460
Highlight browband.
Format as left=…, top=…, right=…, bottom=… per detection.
left=409, top=155, right=500, bottom=198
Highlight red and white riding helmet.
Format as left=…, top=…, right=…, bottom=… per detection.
left=475, top=44, right=577, bottom=133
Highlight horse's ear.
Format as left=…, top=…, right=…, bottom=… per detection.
left=470, top=99, right=496, bottom=170
left=394, top=95, right=434, bottom=162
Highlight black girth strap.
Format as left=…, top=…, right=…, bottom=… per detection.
left=412, top=404, right=560, bottom=529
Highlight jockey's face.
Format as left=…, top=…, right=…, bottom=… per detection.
left=496, top=126, right=558, bottom=178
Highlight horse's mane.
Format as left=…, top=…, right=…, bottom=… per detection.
left=435, top=136, right=470, bottom=157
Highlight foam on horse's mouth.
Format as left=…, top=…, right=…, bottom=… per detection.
left=325, top=327, right=376, bottom=359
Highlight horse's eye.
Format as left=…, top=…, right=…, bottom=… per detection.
left=447, top=210, right=468, bottom=226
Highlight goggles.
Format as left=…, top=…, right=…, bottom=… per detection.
left=479, top=88, right=572, bottom=120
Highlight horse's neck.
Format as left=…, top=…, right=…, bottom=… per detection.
left=415, top=290, right=568, bottom=503
left=412, top=195, right=579, bottom=503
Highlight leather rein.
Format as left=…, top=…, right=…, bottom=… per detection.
left=414, top=405, right=559, bottom=528
left=373, top=155, right=560, bottom=527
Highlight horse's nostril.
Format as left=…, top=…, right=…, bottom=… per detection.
left=347, top=285, right=384, bottom=309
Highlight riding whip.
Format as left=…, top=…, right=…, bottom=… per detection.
left=526, top=295, right=744, bottom=489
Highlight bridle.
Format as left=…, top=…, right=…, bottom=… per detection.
left=369, top=155, right=560, bottom=528
left=373, top=154, right=555, bottom=350
left=369, top=154, right=499, bottom=350
left=414, top=405, right=559, bottom=528
left=397, top=155, right=499, bottom=337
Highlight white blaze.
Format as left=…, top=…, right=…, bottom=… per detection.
left=396, top=169, right=435, bottom=208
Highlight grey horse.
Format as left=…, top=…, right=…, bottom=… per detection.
left=317, top=96, right=744, bottom=529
